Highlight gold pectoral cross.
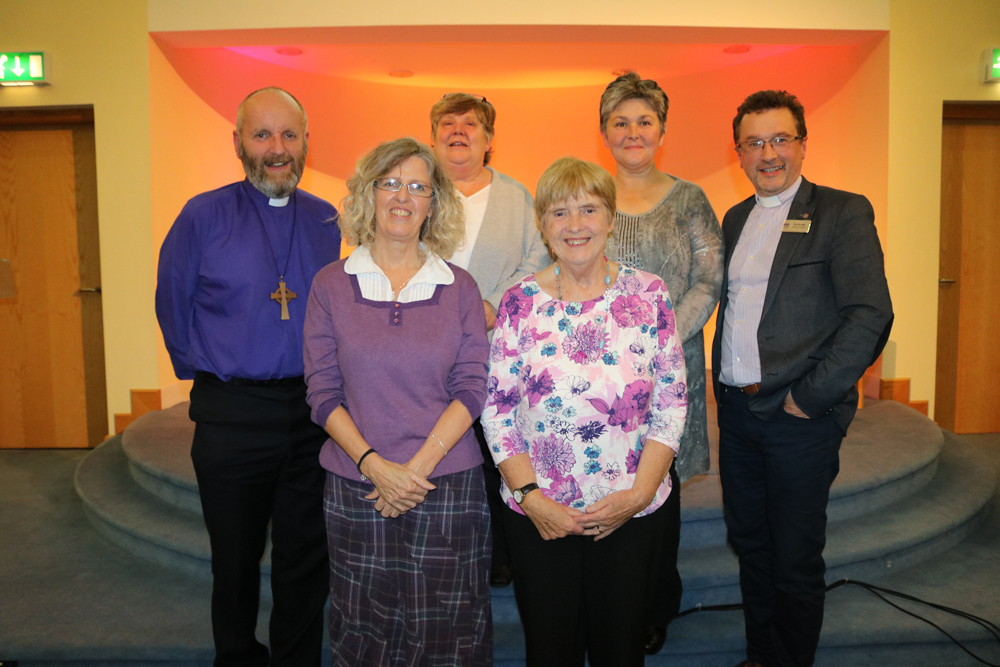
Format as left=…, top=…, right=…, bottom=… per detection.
left=270, top=280, right=297, bottom=320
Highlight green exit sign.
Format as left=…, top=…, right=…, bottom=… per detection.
left=0, top=52, right=49, bottom=87
left=986, top=48, right=1000, bottom=83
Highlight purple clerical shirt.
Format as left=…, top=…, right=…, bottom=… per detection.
left=303, top=261, right=490, bottom=481
left=156, top=179, right=341, bottom=381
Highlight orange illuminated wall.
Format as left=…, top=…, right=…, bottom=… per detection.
left=149, top=27, right=889, bottom=392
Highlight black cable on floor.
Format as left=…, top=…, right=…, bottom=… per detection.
left=674, top=577, right=1000, bottom=666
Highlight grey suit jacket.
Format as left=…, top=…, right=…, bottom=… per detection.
left=711, top=177, right=893, bottom=434
left=465, top=169, right=551, bottom=311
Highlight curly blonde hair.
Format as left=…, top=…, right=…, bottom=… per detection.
left=340, top=138, right=465, bottom=259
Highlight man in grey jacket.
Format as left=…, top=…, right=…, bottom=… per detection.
left=711, top=90, right=893, bottom=667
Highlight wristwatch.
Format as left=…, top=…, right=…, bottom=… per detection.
left=512, top=482, right=539, bottom=505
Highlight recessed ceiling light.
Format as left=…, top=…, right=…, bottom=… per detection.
left=389, top=70, right=414, bottom=78
left=275, top=47, right=303, bottom=56
left=723, top=45, right=751, bottom=54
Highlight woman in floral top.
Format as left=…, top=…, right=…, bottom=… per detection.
left=482, top=156, right=687, bottom=667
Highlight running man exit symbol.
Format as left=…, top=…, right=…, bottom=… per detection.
left=0, top=52, right=48, bottom=86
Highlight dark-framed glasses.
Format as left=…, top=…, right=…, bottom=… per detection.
left=737, top=135, right=803, bottom=153
left=374, top=178, right=434, bottom=198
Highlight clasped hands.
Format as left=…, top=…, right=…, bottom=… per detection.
left=360, top=451, right=437, bottom=519
left=521, top=486, right=654, bottom=542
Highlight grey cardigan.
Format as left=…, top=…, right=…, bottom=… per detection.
left=465, top=169, right=551, bottom=311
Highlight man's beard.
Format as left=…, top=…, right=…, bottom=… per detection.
left=238, top=140, right=307, bottom=199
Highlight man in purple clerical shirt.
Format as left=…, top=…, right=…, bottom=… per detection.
left=156, top=87, right=341, bottom=667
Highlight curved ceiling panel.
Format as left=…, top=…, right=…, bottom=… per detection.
left=153, top=27, right=884, bottom=189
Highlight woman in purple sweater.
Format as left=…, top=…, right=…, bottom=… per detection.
left=303, top=138, right=492, bottom=666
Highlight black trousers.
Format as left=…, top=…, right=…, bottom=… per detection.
left=718, top=385, right=843, bottom=667
left=647, top=463, right=682, bottom=627
left=502, top=498, right=674, bottom=667
left=190, top=373, right=330, bottom=667
left=473, top=418, right=510, bottom=571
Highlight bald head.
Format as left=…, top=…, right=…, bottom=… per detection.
left=233, top=87, right=309, bottom=198
left=236, top=87, right=307, bottom=134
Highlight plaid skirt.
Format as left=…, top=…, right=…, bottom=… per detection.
left=325, top=468, right=493, bottom=667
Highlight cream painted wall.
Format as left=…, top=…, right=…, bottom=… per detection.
left=887, top=0, right=1000, bottom=416
left=1, top=0, right=155, bottom=433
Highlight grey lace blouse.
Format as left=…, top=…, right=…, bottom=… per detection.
left=606, top=177, right=724, bottom=481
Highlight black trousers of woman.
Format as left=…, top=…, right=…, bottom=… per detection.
left=473, top=419, right=511, bottom=576
left=648, top=463, right=683, bottom=627
left=502, top=497, right=674, bottom=667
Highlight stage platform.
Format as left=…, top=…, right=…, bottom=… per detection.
left=1, top=399, right=998, bottom=666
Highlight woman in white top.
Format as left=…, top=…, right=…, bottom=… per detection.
left=430, top=92, right=551, bottom=587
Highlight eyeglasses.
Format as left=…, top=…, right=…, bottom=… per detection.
left=374, top=178, right=434, bottom=198
left=737, top=135, right=803, bottom=153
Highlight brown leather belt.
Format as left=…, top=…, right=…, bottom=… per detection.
left=738, top=383, right=762, bottom=395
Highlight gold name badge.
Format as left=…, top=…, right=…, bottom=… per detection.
left=782, top=219, right=812, bottom=233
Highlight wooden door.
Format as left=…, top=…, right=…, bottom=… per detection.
left=0, top=107, right=106, bottom=448
left=935, top=103, right=1000, bottom=433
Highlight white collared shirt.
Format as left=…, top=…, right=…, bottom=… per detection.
left=719, top=176, right=803, bottom=386
left=344, top=244, right=455, bottom=303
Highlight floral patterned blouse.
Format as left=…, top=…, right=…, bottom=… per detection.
left=483, top=265, right=688, bottom=517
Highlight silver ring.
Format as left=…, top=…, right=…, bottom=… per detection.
left=598, top=526, right=603, bottom=533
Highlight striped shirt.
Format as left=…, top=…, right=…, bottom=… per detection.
left=719, top=177, right=802, bottom=387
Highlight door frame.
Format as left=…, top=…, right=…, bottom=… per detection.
left=934, top=101, right=1000, bottom=432
left=0, top=105, right=107, bottom=447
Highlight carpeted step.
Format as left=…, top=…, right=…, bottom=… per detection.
left=88, top=399, right=959, bottom=626
left=78, top=434, right=523, bottom=622
left=121, top=404, right=201, bottom=515
left=679, top=400, right=944, bottom=549
left=677, top=434, right=995, bottom=608
left=123, top=401, right=946, bottom=554
left=75, top=436, right=236, bottom=583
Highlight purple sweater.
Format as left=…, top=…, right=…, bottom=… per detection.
left=304, top=259, right=489, bottom=481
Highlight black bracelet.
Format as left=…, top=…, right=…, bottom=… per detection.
left=356, top=448, right=377, bottom=478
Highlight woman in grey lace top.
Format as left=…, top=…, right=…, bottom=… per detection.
left=600, top=72, right=723, bottom=651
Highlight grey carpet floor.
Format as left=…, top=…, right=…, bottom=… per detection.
left=1, top=434, right=998, bottom=666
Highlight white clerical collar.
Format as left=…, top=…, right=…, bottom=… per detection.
left=755, top=176, right=803, bottom=208
left=268, top=196, right=290, bottom=207
left=344, top=244, right=455, bottom=286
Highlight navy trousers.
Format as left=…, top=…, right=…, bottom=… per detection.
left=190, top=373, right=330, bottom=667
left=718, top=385, right=843, bottom=667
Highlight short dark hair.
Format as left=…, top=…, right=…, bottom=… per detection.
left=599, top=72, right=669, bottom=134
left=732, top=90, right=807, bottom=145
left=430, top=93, right=497, bottom=166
